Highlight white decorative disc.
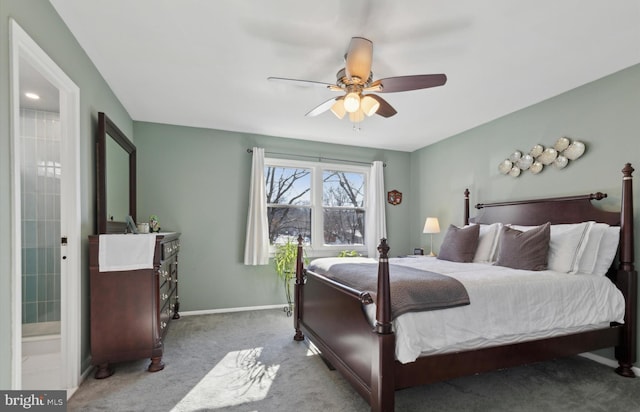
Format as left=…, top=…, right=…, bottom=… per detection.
left=498, top=159, right=513, bottom=174
left=554, top=137, right=570, bottom=152
left=529, top=144, right=544, bottom=158
left=516, top=154, right=534, bottom=170
left=509, top=151, right=522, bottom=163
left=563, top=141, right=586, bottom=160
left=530, top=161, right=543, bottom=174
left=509, top=166, right=521, bottom=177
left=553, top=155, right=569, bottom=169
left=538, top=148, right=558, bottom=165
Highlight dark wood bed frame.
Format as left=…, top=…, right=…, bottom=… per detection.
left=293, top=163, right=636, bottom=412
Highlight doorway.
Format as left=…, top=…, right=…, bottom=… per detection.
left=10, top=20, right=81, bottom=394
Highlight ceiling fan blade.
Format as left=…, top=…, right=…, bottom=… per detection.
left=345, top=37, right=373, bottom=81
left=367, top=95, right=397, bottom=118
left=268, top=77, right=335, bottom=89
left=305, top=97, right=339, bottom=117
left=372, top=74, right=447, bottom=93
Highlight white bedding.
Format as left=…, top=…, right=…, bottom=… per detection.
left=343, top=256, right=626, bottom=364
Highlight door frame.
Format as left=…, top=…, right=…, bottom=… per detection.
left=9, top=19, right=81, bottom=392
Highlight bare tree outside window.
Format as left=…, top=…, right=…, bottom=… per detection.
left=323, top=170, right=365, bottom=245
left=265, top=166, right=311, bottom=244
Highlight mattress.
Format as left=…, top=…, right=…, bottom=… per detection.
left=354, top=256, right=626, bottom=363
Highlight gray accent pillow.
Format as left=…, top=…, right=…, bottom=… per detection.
left=496, top=222, right=551, bottom=271
left=437, top=224, right=480, bottom=263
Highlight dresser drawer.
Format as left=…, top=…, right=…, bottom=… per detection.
left=159, top=291, right=176, bottom=337
left=158, top=264, right=171, bottom=285
left=159, top=277, right=175, bottom=307
left=162, top=239, right=180, bottom=260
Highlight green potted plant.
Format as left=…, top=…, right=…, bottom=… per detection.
left=338, top=249, right=361, bottom=257
left=273, top=237, right=306, bottom=316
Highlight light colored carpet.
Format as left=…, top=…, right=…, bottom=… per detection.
left=68, top=309, right=640, bottom=411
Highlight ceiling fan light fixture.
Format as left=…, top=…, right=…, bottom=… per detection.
left=360, top=95, right=380, bottom=117
left=343, top=92, right=360, bottom=113
left=269, top=37, right=446, bottom=125
left=330, top=99, right=346, bottom=119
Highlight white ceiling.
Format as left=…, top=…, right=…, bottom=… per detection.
left=49, top=0, right=640, bottom=152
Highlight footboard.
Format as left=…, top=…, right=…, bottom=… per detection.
left=294, top=238, right=395, bottom=411
left=296, top=265, right=376, bottom=400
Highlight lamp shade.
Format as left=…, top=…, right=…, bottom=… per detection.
left=423, top=217, right=440, bottom=234
left=344, top=92, right=361, bottom=113
left=360, top=95, right=380, bottom=117
left=330, top=99, right=346, bottom=119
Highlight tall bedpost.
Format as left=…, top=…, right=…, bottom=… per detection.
left=293, top=235, right=305, bottom=342
left=464, top=189, right=470, bottom=226
left=371, top=239, right=395, bottom=412
left=615, top=163, right=636, bottom=377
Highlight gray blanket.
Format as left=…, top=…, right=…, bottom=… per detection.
left=307, top=261, right=470, bottom=319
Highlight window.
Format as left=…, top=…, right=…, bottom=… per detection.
left=265, top=165, right=312, bottom=245
left=265, top=158, right=368, bottom=256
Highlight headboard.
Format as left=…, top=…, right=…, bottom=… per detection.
left=462, top=163, right=634, bottom=275
left=468, top=192, right=620, bottom=226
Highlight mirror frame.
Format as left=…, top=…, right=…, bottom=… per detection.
left=96, top=112, right=136, bottom=234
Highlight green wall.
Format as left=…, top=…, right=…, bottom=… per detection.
left=0, top=0, right=132, bottom=387
left=134, top=122, right=412, bottom=311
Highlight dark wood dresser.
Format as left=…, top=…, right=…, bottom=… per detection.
left=89, top=232, right=181, bottom=378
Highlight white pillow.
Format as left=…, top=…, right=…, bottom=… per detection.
left=577, top=223, right=608, bottom=274
left=510, top=222, right=593, bottom=273
left=472, top=223, right=502, bottom=263
left=591, top=226, right=620, bottom=276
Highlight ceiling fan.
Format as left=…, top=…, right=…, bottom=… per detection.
left=268, top=37, right=447, bottom=123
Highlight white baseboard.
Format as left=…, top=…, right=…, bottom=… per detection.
left=80, top=354, right=93, bottom=380
left=579, top=352, right=640, bottom=376
left=67, top=355, right=93, bottom=400
left=180, top=303, right=289, bottom=317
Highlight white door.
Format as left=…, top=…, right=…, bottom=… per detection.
left=10, top=20, right=81, bottom=394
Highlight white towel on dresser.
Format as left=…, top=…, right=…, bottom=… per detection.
left=98, top=234, right=157, bottom=272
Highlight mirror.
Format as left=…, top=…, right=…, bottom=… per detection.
left=96, top=112, right=136, bottom=233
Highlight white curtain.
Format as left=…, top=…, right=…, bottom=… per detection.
left=244, top=147, right=270, bottom=265
left=366, top=160, right=387, bottom=258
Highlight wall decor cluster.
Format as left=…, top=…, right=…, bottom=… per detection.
left=498, top=137, right=586, bottom=177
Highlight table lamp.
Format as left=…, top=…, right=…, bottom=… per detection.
left=423, top=217, right=440, bottom=257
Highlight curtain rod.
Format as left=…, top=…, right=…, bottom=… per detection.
left=246, top=148, right=386, bottom=167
